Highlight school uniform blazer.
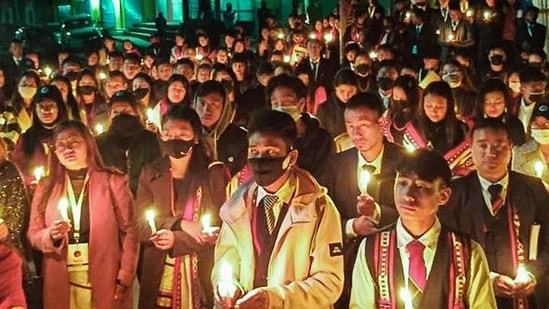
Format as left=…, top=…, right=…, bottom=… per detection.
left=439, top=171, right=549, bottom=283
left=212, top=167, right=344, bottom=309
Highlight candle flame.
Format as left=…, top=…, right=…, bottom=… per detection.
left=218, top=260, right=237, bottom=298
left=483, top=11, right=491, bottom=19
left=201, top=214, right=211, bottom=230
left=515, top=264, right=530, bottom=284
left=309, top=33, right=316, bottom=40
left=283, top=55, right=291, bottom=63
left=399, top=288, right=413, bottom=309
left=466, top=9, right=474, bottom=17
left=99, top=71, right=107, bottom=80
left=145, top=209, right=155, bottom=222
left=195, top=54, right=204, bottom=61
left=94, top=123, right=104, bottom=135
left=277, top=33, right=284, bottom=39
left=34, top=166, right=45, bottom=181
left=369, top=50, right=378, bottom=60
left=324, top=33, right=333, bottom=42
left=44, top=67, right=52, bottom=77
left=448, top=34, right=455, bottom=41
left=534, top=160, right=544, bottom=178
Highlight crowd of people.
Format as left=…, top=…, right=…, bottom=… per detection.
left=0, top=0, right=548, bottom=308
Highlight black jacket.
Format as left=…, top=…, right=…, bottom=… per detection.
left=96, top=128, right=161, bottom=195
left=317, top=95, right=347, bottom=138
left=216, top=124, right=248, bottom=176
left=296, top=113, right=335, bottom=180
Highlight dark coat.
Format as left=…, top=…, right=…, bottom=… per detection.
left=134, top=157, right=228, bottom=309
left=217, top=124, right=248, bottom=176
left=516, top=21, right=547, bottom=53
left=296, top=57, right=336, bottom=92
left=440, top=171, right=549, bottom=308
left=296, top=113, right=335, bottom=180
left=317, top=95, right=347, bottom=138
left=96, top=128, right=161, bottom=195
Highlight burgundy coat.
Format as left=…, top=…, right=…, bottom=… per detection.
left=27, top=169, right=138, bottom=309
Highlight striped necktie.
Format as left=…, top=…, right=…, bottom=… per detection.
left=488, top=184, right=504, bottom=214
left=261, top=195, right=279, bottom=234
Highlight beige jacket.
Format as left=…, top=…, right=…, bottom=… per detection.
left=212, top=167, right=344, bottom=308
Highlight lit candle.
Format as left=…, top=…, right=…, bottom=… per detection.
left=447, top=33, right=455, bottom=41
left=201, top=214, right=219, bottom=235
left=515, top=264, right=530, bottom=284
left=98, top=71, right=107, bottom=80
left=309, top=33, right=316, bottom=40
left=218, top=260, right=237, bottom=298
left=146, top=209, right=157, bottom=234
left=34, top=166, right=45, bottom=183
left=146, top=108, right=156, bottom=123
left=399, top=288, right=413, bottom=309
left=323, top=33, right=334, bottom=43
left=44, top=66, right=52, bottom=77
left=405, top=11, right=411, bottom=21
left=483, top=10, right=491, bottom=20
left=0, top=218, right=4, bottom=225
left=534, top=160, right=544, bottom=178
left=436, top=29, right=441, bottom=35
left=359, top=170, right=371, bottom=195
left=94, top=123, right=104, bottom=135
left=404, top=143, right=416, bottom=153
left=466, top=9, right=474, bottom=18
left=58, top=198, right=69, bottom=221
left=368, top=50, right=378, bottom=60
left=195, top=54, right=204, bottom=61
left=277, top=33, right=285, bottom=39
left=283, top=55, right=291, bottom=63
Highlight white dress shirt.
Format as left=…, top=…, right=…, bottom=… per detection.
left=476, top=173, right=509, bottom=217
left=518, top=98, right=536, bottom=132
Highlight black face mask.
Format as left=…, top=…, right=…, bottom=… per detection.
left=392, top=99, right=410, bottom=110
left=529, top=62, right=543, bottom=69
left=529, top=92, right=545, bottom=103
left=248, top=156, right=288, bottom=187
left=78, top=85, right=96, bottom=95
left=161, top=139, right=194, bottom=158
left=110, top=114, right=142, bottom=137
left=489, top=55, right=504, bottom=66
left=377, top=77, right=394, bottom=91
left=134, top=88, right=150, bottom=100
left=65, top=71, right=79, bottom=81
left=356, top=64, right=370, bottom=75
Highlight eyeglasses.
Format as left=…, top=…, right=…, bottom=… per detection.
left=54, top=137, right=84, bottom=152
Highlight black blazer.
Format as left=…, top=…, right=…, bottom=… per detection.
left=440, top=171, right=549, bottom=291
left=516, top=21, right=547, bottom=53
left=296, top=57, right=336, bottom=91
left=322, top=141, right=404, bottom=231
left=403, top=23, right=437, bottom=60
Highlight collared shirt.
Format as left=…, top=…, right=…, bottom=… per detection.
left=345, top=147, right=385, bottom=238
left=256, top=171, right=296, bottom=226
left=379, top=91, right=391, bottom=110
left=349, top=219, right=497, bottom=308
left=518, top=97, right=535, bottom=132
left=477, top=173, right=509, bottom=217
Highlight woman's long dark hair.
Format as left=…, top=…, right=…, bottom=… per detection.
left=474, top=78, right=511, bottom=120
left=415, top=81, right=462, bottom=152
left=165, top=74, right=190, bottom=105
left=50, top=75, right=81, bottom=122
left=23, top=85, right=69, bottom=156
left=35, top=120, right=108, bottom=218
left=10, top=70, right=41, bottom=115
left=388, top=75, right=419, bottom=125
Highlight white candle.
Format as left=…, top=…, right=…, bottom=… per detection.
left=218, top=260, right=237, bottom=298
left=483, top=11, right=491, bottom=20
left=404, top=143, right=416, bottom=153
left=58, top=198, right=69, bottom=221
left=369, top=50, right=378, bottom=60
left=283, top=55, right=291, bottom=63
left=515, top=264, right=530, bottom=284
left=94, top=123, right=104, bottom=135
left=98, top=71, right=107, bottom=80
left=309, top=33, right=316, bottom=40
left=277, top=33, right=284, bottom=39
left=34, top=166, right=45, bottom=182
left=323, top=33, right=333, bottom=43
left=146, top=108, right=156, bottom=123
left=201, top=214, right=219, bottom=236
left=466, top=9, right=474, bottom=18
left=534, top=160, right=544, bottom=178
left=195, top=54, right=204, bottom=61
left=146, top=209, right=157, bottom=233
left=399, top=287, right=413, bottom=309
left=359, top=170, right=371, bottom=195
left=447, top=33, right=455, bottom=41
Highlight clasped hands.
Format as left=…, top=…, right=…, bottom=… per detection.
left=493, top=274, right=536, bottom=299
left=214, top=287, right=268, bottom=309
left=353, top=194, right=380, bottom=236
left=149, top=220, right=218, bottom=250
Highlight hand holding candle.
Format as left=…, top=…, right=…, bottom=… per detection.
left=94, top=123, right=104, bottom=135
left=201, top=214, right=220, bottom=236
left=447, top=33, right=455, bottom=42
left=146, top=209, right=157, bottom=234
left=514, top=264, right=531, bottom=284
left=359, top=169, right=371, bottom=195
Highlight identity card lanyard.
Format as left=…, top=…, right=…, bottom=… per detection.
left=65, top=172, right=90, bottom=244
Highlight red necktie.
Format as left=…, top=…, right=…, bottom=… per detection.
left=407, top=240, right=427, bottom=291
left=488, top=184, right=503, bottom=213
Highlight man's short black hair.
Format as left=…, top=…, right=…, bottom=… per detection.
left=231, top=52, right=248, bottom=65
left=154, top=57, right=172, bottom=68
left=108, top=50, right=124, bottom=59
left=124, top=53, right=141, bottom=64
left=345, top=92, right=384, bottom=119
left=519, top=67, right=546, bottom=84
left=256, top=61, right=275, bottom=76
left=248, top=109, right=297, bottom=150
left=469, top=117, right=512, bottom=143
left=62, top=55, right=82, bottom=67
left=265, top=74, right=307, bottom=100
left=176, top=58, right=195, bottom=70
left=396, top=149, right=452, bottom=187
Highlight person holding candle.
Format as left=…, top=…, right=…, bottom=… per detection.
left=439, top=118, right=549, bottom=308
left=74, top=69, right=109, bottom=132
left=212, top=109, right=344, bottom=309
left=12, top=85, right=69, bottom=190
left=27, top=120, right=138, bottom=309
left=437, top=2, right=474, bottom=62
left=134, top=105, right=228, bottom=309
left=321, top=92, right=405, bottom=308
left=96, top=91, right=161, bottom=195
left=350, top=148, right=496, bottom=308
left=512, top=102, right=549, bottom=184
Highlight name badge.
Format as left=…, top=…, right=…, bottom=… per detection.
left=412, top=45, right=418, bottom=55
left=67, top=243, right=89, bottom=272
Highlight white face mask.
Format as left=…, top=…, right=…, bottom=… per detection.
left=531, top=128, right=549, bottom=145
left=442, top=73, right=461, bottom=88
left=19, top=86, right=37, bottom=99
left=509, top=82, right=521, bottom=93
